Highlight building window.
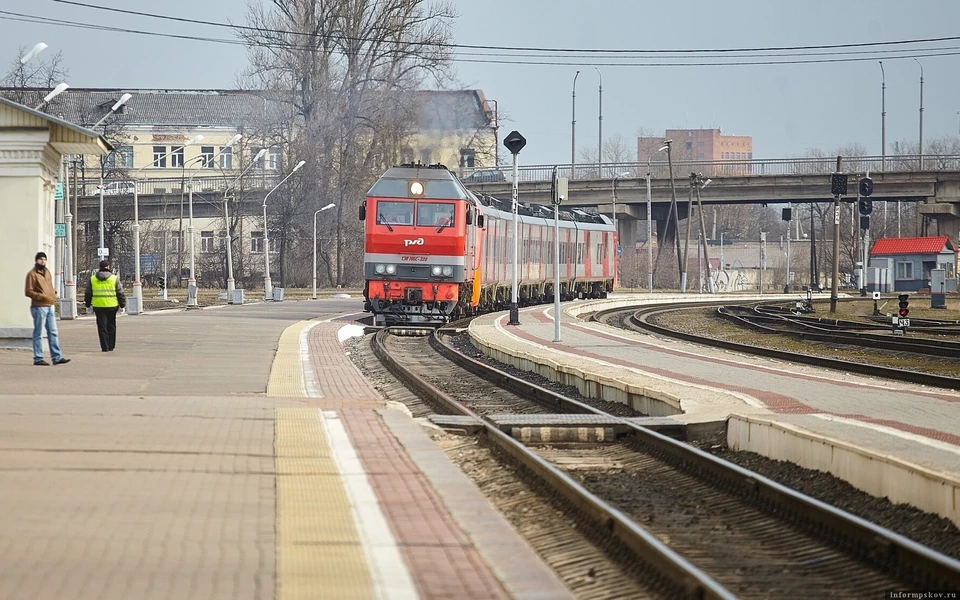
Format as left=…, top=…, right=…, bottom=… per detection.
left=697, top=141, right=704, bottom=147
left=171, top=146, right=185, bottom=168
left=170, top=231, right=182, bottom=254
left=459, top=148, right=475, bottom=168
left=252, top=148, right=266, bottom=169
left=106, top=145, right=134, bottom=169
left=267, top=147, right=282, bottom=170
left=200, top=146, right=215, bottom=168
left=251, top=231, right=264, bottom=254
left=200, top=231, right=214, bottom=253
left=219, top=146, right=233, bottom=169
left=152, top=146, right=167, bottom=168
left=896, top=261, right=914, bottom=279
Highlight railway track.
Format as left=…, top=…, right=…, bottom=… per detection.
left=600, top=301, right=960, bottom=389
left=367, top=325, right=960, bottom=599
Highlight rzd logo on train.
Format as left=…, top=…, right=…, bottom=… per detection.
left=403, top=238, right=424, bottom=247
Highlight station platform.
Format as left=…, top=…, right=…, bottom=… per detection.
left=466, top=294, right=960, bottom=528
left=0, top=301, right=570, bottom=600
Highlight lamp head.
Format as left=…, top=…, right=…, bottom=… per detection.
left=226, top=134, right=242, bottom=148
left=21, top=42, right=48, bottom=64
left=254, top=148, right=268, bottom=161
left=320, top=202, right=335, bottom=211
left=186, top=135, right=204, bottom=146
left=292, top=160, right=306, bottom=173
left=701, top=178, right=712, bottom=188
left=111, top=93, right=132, bottom=112
left=43, top=82, right=69, bottom=104
left=657, top=145, right=668, bottom=153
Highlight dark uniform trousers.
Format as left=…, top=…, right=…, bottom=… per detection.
left=94, top=307, right=119, bottom=351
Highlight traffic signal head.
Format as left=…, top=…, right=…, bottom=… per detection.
left=831, top=173, right=848, bottom=196
left=859, top=177, right=874, bottom=197
left=858, top=197, right=873, bottom=215
left=898, top=294, right=909, bottom=317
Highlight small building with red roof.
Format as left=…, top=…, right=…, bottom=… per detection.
left=868, top=236, right=957, bottom=292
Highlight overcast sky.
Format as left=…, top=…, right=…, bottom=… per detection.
left=3, top=0, right=959, bottom=165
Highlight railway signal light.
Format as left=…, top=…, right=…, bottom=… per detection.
left=898, top=294, right=909, bottom=317
left=859, top=176, right=874, bottom=197
left=830, top=173, right=848, bottom=196
left=858, top=197, right=873, bottom=215
left=503, top=130, right=527, bottom=155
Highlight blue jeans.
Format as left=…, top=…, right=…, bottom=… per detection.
left=30, top=306, right=62, bottom=363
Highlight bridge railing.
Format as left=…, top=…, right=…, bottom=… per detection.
left=498, top=154, right=960, bottom=183
left=77, top=173, right=284, bottom=198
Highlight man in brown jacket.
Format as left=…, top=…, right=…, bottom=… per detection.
left=24, top=252, right=70, bottom=366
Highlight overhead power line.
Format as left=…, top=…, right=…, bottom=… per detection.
left=46, top=0, right=960, bottom=56
left=8, top=6, right=960, bottom=67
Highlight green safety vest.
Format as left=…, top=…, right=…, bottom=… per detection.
left=90, top=274, right=119, bottom=308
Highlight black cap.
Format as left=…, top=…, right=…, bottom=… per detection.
left=35, top=252, right=47, bottom=261
left=99, top=260, right=110, bottom=270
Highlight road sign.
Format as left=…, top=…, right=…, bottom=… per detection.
left=54, top=223, right=66, bottom=238
left=97, top=247, right=110, bottom=257
left=54, top=183, right=63, bottom=200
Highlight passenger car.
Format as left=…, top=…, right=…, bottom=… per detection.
left=461, top=168, right=506, bottom=183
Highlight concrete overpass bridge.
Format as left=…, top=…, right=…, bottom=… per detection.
left=467, top=154, right=960, bottom=243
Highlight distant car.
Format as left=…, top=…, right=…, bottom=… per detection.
left=462, top=168, right=506, bottom=183
left=99, top=181, right=136, bottom=196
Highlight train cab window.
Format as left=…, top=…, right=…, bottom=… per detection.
left=418, top=202, right=455, bottom=227
left=376, top=200, right=414, bottom=225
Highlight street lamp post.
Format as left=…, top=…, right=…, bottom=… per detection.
left=1, top=42, right=48, bottom=84
left=663, top=140, right=684, bottom=285
left=595, top=67, right=602, bottom=178
left=223, top=148, right=268, bottom=303
left=571, top=70, right=580, bottom=176
left=117, top=134, right=202, bottom=312
left=185, top=134, right=241, bottom=308
left=915, top=58, right=924, bottom=170
left=91, top=93, right=133, bottom=261
left=488, top=99, right=499, bottom=168
left=503, top=131, right=527, bottom=325
left=312, top=203, right=337, bottom=299
left=263, top=160, right=306, bottom=301
left=34, top=82, right=68, bottom=110
left=645, top=146, right=668, bottom=294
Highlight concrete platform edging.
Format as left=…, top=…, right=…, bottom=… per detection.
left=468, top=326, right=683, bottom=417
left=727, top=413, right=960, bottom=527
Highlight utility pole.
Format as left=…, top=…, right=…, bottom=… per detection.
left=681, top=172, right=696, bottom=292
left=695, top=175, right=714, bottom=293
left=663, top=140, right=683, bottom=285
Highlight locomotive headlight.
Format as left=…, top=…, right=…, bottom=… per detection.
left=409, top=180, right=425, bottom=197
left=431, top=266, right=442, bottom=276
left=374, top=264, right=386, bottom=274
left=385, top=264, right=397, bottom=275
left=441, top=266, right=453, bottom=276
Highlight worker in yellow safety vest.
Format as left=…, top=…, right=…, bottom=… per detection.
left=83, top=259, right=127, bottom=352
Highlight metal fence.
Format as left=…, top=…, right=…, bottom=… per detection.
left=77, top=173, right=284, bottom=198
left=476, top=155, right=960, bottom=183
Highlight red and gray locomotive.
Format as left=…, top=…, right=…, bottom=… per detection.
left=360, top=164, right=616, bottom=326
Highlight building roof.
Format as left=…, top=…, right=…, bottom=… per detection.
left=6, top=88, right=491, bottom=133
left=0, top=96, right=112, bottom=155
left=35, top=89, right=286, bottom=128
left=870, top=236, right=955, bottom=256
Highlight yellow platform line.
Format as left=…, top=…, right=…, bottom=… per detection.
left=267, top=320, right=311, bottom=398
left=276, top=408, right=375, bottom=600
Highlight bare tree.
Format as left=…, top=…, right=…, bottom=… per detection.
left=1, top=48, right=68, bottom=108
left=238, top=0, right=456, bottom=288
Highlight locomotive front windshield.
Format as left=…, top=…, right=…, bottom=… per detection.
left=376, top=200, right=414, bottom=225
left=418, top=202, right=455, bottom=226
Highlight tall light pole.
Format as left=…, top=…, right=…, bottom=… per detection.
left=119, top=134, right=202, bottom=312
left=695, top=177, right=713, bottom=293
left=92, top=92, right=132, bottom=261
left=571, top=70, right=580, bottom=176
left=185, top=134, right=241, bottom=308
left=223, top=148, right=268, bottom=303
left=312, top=203, right=336, bottom=299
left=663, top=139, right=684, bottom=285
left=595, top=67, right=602, bottom=178
left=488, top=99, right=499, bottom=168
left=503, top=131, right=527, bottom=325
left=915, top=58, right=924, bottom=170
left=880, top=61, right=887, bottom=237
left=645, top=146, right=668, bottom=294
left=1, top=42, right=48, bottom=84
left=263, top=160, right=306, bottom=300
